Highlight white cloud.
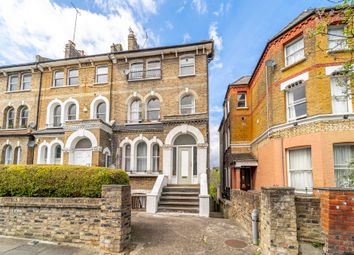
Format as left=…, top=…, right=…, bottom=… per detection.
left=192, top=0, right=207, bottom=15
left=213, top=3, right=224, bottom=16
left=210, top=105, right=223, bottom=113
left=208, top=22, right=223, bottom=70
left=183, top=33, right=191, bottom=43
left=0, top=0, right=160, bottom=64
left=176, top=1, right=186, bottom=14
left=209, top=121, right=220, bottom=168
left=165, top=20, right=174, bottom=30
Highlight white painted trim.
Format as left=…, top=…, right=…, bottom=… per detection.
left=48, top=139, right=64, bottom=164
left=46, top=99, right=63, bottom=126
left=165, top=124, right=205, bottom=145
left=280, top=72, right=309, bottom=91
left=63, top=98, right=80, bottom=121
left=37, top=141, right=49, bottom=164
left=325, top=65, right=344, bottom=75
left=146, top=175, right=168, bottom=214
left=103, top=147, right=111, bottom=156
left=65, top=129, right=98, bottom=150
left=199, top=173, right=209, bottom=217
left=90, top=95, right=109, bottom=123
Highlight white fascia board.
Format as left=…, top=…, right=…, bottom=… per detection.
left=280, top=72, right=309, bottom=91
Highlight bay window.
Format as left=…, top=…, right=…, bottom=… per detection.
left=330, top=76, right=352, bottom=113
left=136, top=142, right=147, bottom=172
left=288, top=148, right=313, bottom=192
left=286, top=82, right=307, bottom=121
left=333, top=144, right=354, bottom=187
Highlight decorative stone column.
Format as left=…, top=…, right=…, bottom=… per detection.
left=260, top=187, right=298, bottom=255
left=100, top=185, right=131, bottom=254
left=197, top=143, right=208, bottom=181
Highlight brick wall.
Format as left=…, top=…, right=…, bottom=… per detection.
left=295, top=196, right=323, bottom=244
left=0, top=185, right=131, bottom=254
left=129, top=175, right=158, bottom=191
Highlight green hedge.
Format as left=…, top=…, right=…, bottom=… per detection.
left=0, top=165, right=129, bottom=198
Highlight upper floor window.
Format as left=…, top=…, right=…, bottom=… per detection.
left=147, top=98, right=160, bottom=121
left=8, top=75, right=19, bottom=91
left=68, top=69, right=79, bottom=86
left=286, top=82, right=307, bottom=121
left=330, top=75, right=352, bottom=113
left=53, top=105, right=62, bottom=127
left=285, top=37, right=304, bottom=66
left=6, top=108, right=15, bottom=129
left=146, top=60, right=161, bottom=79
left=237, top=92, right=247, bottom=108
left=129, top=62, right=144, bottom=80
left=328, top=26, right=347, bottom=51
left=179, top=55, right=195, bottom=76
left=180, top=94, right=195, bottom=114
left=96, top=102, right=107, bottom=122
left=19, top=106, right=29, bottom=128
left=96, top=65, right=108, bottom=84
left=130, top=99, right=142, bottom=123
left=21, top=74, right=31, bottom=90
left=67, top=104, right=77, bottom=120
left=53, top=71, right=64, bottom=87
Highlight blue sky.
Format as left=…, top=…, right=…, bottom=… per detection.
left=0, top=0, right=332, bottom=167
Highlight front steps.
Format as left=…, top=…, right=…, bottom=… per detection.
left=158, top=184, right=200, bottom=213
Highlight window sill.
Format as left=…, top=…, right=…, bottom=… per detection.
left=281, top=57, right=307, bottom=72
left=327, top=48, right=351, bottom=54
left=5, top=89, right=31, bottom=94
left=128, top=77, right=161, bottom=82
left=237, top=107, right=249, bottom=110
left=93, top=82, right=108, bottom=86
left=287, top=114, right=307, bottom=123
left=179, top=73, right=196, bottom=78
left=51, top=84, right=80, bottom=89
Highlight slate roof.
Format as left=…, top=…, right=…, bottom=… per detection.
left=113, top=123, right=164, bottom=131
left=231, top=75, right=251, bottom=86
left=230, top=153, right=257, bottom=162
left=33, top=128, right=64, bottom=135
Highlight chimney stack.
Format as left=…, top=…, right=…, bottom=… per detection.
left=111, top=43, right=123, bottom=53
left=64, top=40, right=82, bottom=58
left=128, top=28, right=139, bottom=51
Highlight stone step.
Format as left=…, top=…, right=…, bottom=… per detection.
left=161, top=191, right=199, bottom=197
left=167, top=184, right=200, bottom=187
left=159, top=201, right=199, bottom=206
left=158, top=206, right=199, bottom=214
left=163, top=187, right=200, bottom=193
left=160, top=196, right=199, bottom=201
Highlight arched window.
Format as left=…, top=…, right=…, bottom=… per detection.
left=6, top=108, right=15, bottom=129
left=103, top=149, right=111, bottom=168
left=147, top=98, right=160, bottom=121
left=124, top=144, right=131, bottom=171
left=130, top=99, right=141, bottom=123
left=76, top=138, right=92, bottom=149
left=14, top=147, right=21, bottom=164
left=67, top=104, right=77, bottom=121
left=180, top=94, right=195, bottom=114
left=39, top=145, right=48, bottom=164
left=152, top=144, right=160, bottom=172
left=53, top=144, right=62, bottom=164
left=136, top=142, right=147, bottom=172
left=4, top=145, right=13, bottom=164
left=53, top=105, right=61, bottom=127
left=19, top=106, right=29, bottom=128
left=96, top=102, right=107, bottom=122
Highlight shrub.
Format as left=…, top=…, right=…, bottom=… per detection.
left=0, top=165, right=129, bottom=198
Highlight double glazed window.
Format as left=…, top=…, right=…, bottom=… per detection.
left=330, top=76, right=352, bottom=113
left=146, top=60, right=161, bottom=79
left=285, top=38, right=304, bottom=66
left=96, top=65, right=108, bottom=83
left=152, top=144, right=160, bottom=172
left=124, top=144, right=131, bottom=171
left=4, top=145, right=13, bottom=165
left=8, top=74, right=32, bottom=92
left=288, top=148, right=313, bottom=192
left=53, top=105, right=62, bottom=127
left=6, top=108, right=15, bottom=129
left=287, top=82, right=307, bottom=121
left=180, top=94, right=195, bottom=114
left=237, top=92, right=247, bottom=108
left=67, top=104, right=77, bottom=120
left=180, top=55, right=195, bottom=76
left=21, top=74, right=31, bottom=90
left=333, top=144, right=354, bottom=187
left=54, top=145, right=62, bottom=164
left=328, top=26, right=347, bottom=51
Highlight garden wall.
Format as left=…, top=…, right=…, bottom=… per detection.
left=0, top=185, right=131, bottom=254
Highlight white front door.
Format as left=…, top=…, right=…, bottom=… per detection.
left=73, top=150, right=92, bottom=166
left=178, top=147, right=192, bottom=184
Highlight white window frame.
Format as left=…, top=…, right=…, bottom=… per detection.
left=330, top=75, right=352, bottom=114
left=129, top=61, right=144, bottom=80
left=4, top=145, right=13, bottom=165
left=67, top=104, right=77, bottom=121
left=333, top=144, right=354, bottom=188
left=284, top=37, right=305, bottom=67
left=67, top=68, right=79, bottom=86
left=286, top=81, right=307, bottom=121
left=146, top=59, right=161, bottom=79
left=96, top=102, right=107, bottom=122
left=53, top=105, right=62, bottom=127
left=95, top=65, right=108, bottom=84
left=53, top=70, right=64, bottom=87
left=136, top=142, right=147, bottom=172
left=129, top=99, right=142, bottom=123
left=328, top=25, right=347, bottom=52
left=6, top=108, right=15, bottom=129
left=8, top=75, right=19, bottom=91
left=19, top=106, right=29, bottom=128
left=180, top=94, right=195, bottom=115
left=287, top=147, right=313, bottom=193
left=123, top=144, right=131, bottom=171
left=21, top=73, right=31, bottom=90
left=152, top=143, right=160, bottom=172
left=179, top=55, right=195, bottom=77
left=15, top=147, right=21, bottom=164
left=146, top=97, right=160, bottom=121
left=237, top=92, right=247, bottom=108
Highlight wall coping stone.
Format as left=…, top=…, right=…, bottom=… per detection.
left=314, top=187, right=354, bottom=191
left=261, top=186, right=295, bottom=191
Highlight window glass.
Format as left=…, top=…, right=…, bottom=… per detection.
left=54, top=145, right=62, bottom=164
left=333, top=144, right=354, bottom=187
left=152, top=144, right=160, bottom=172
left=4, top=146, right=13, bottom=165
left=53, top=105, right=61, bottom=127
left=180, top=95, right=195, bottom=114
left=285, top=38, right=304, bottom=66
left=22, top=74, right=31, bottom=90
left=146, top=60, right=161, bottom=78
left=96, top=66, right=108, bottom=83
left=130, top=99, right=141, bottom=122
left=147, top=98, right=160, bottom=120
left=68, top=69, right=79, bottom=85
left=54, top=71, right=64, bottom=87
left=8, top=75, right=18, bottom=91
left=129, top=62, right=144, bottom=80
left=136, top=142, right=147, bottom=172
left=328, top=26, right=347, bottom=51
left=288, top=148, right=313, bottom=192
left=330, top=76, right=351, bottom=113
left=237, top=93, right=247, bottom=108
left=125, top=144, right=131, bottom=171
left=180, top=56, right=195, bottom=76
left=193, top=146, right=197, bottom=175
left=6, top=108, right=15, bottom=129
left=96, top=102, right=106, bottom=121
left=75, top=138, right=92, bottom=149
left=287, top=84, right=307, bottom=120
left=19, top=107, right=29, bottom=128
left=15, top=147, right=21, bottom=164
left=67, top=104, right=77, bottom=120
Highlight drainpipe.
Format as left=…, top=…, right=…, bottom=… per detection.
left=264, top=60, right=275, bottom=137
left=251, top=209, right=258, bottom=245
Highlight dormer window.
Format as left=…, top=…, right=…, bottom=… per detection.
left=285, top=37, right=304, bottom=66
left=8, top=75, right=19, bottom=91
left=179, top=55, right=195, bottom=76
left=53, top=71, right=64, bottom=87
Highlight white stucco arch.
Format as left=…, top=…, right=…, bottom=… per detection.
left=48, top=139, right=64, bottom=164
left=165, top=124, right=205, bottom=145
left=90, top=95, right=110, bottom=123
left=103, top=147, right=111, bottom=156
left=46, top=99, right=63, bottom=126
left=126, top=94, right=143, bottom=122
left=63, top=98, right=80, bottom=121
left=37, top=140, right=49, bottom=164
left=65, top=129, right=98, bottom=150
left=119, top=137, right=133, bottom=147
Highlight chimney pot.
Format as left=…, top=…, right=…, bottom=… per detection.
left=128, top=28, right=139, bottom=51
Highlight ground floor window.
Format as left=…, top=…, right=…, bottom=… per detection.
left=136, top=142, right=147, bottom=172
left=4, top=145, right=13, bottom=165
left=288, top=147, right=313, bottom=192
left=14, top=147, right=21, bottom=164
left=54, top=145, right=62, bottom=164
left=124, top=144, right=131, bottom=171
left=152, top=144, right=160, bottom=172
left=333, top=144, right=354, bottom=187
